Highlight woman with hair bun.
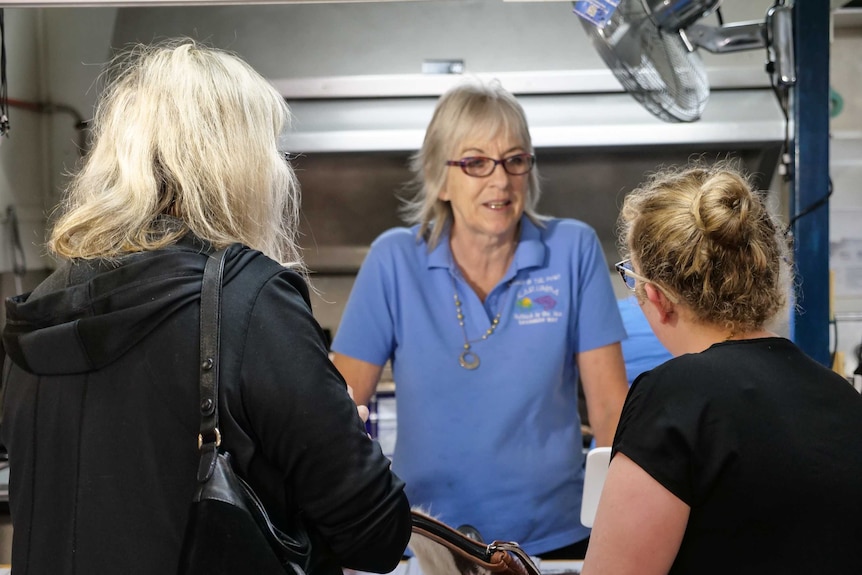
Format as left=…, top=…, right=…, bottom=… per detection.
left=581, top=161, right=862, bottom=574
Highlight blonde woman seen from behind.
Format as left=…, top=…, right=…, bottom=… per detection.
left=581, top=161, right=862, bottom=574
left=0, top=39, right=411, bottom=575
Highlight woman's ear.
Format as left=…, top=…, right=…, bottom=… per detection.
left=643, top=283, right=675, bottom=324
left=439, top=184, right=450, bottom=201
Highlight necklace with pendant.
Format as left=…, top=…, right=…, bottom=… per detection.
left=451, top=274, right=508, bottom=370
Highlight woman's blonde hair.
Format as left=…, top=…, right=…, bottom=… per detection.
left=618, top=160, right=792, bottom=334
left=400, top=79, right=544, bottom=249
left=49, top=38, right=303, bottom=270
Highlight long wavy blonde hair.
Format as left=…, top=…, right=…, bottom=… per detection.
left=49, top=38, right=303, bottom=270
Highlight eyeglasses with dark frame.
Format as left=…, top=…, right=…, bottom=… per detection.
left=445, top=153, right=536, bottom=178
left=614, top=259, right=680, bottom=304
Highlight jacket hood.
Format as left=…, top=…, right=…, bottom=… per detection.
left=2, top=239, right=254, bottom=375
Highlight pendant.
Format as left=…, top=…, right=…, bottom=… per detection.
left=459, top=350, right=480, bottom=370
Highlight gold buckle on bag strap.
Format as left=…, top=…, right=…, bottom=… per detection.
left=197, top=428, right=222, bottom=449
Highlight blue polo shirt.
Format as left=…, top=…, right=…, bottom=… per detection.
left=617, top=295, right=673, bottom=386
left=332, top=216, right=625, bottom=555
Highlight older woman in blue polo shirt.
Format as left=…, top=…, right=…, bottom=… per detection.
left=331, top=79, right=629, bottom=559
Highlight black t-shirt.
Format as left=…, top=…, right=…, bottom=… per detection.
left=614, top=337, right=862, bottom=574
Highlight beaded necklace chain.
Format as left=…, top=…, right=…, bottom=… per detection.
left=451, top=274, right=508, bottom=370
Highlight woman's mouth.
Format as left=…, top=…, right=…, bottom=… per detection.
left=485, top=200, right=511, bottom=210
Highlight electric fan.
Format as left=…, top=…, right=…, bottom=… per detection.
left=575, top=0, right=795, bottom=123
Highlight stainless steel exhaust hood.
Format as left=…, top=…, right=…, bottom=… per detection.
left=275, top=71, right=786, bottom=154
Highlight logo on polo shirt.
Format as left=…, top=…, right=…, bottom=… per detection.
left=512, top=274, right=563, bottom=325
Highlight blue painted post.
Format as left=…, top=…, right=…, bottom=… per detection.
left=791, top=0, right=831, bottom=366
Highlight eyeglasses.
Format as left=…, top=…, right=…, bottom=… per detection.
left=445, top=153, right=535, bottom=178
left=614, top=259, right=679, bottom=304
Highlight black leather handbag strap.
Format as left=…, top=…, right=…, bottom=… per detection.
left=197, top=247, right=230, bottom=482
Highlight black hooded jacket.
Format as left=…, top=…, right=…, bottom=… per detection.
left=0, top=238, right=411, bottom=575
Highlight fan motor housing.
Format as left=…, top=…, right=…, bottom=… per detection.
left=643, top=0, right=722, bottom=32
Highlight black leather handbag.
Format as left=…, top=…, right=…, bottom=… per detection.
left=177, top=247, right=312, bottom=575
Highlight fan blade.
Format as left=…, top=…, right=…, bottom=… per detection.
left=598, top=18, right=644, bottom=69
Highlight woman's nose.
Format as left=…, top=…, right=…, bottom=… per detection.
left=487, top=161, right=511, bottom=184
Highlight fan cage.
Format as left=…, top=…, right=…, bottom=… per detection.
left=580, top=0, right=710, bottom=123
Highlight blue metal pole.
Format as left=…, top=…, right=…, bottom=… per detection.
left=790, top=0, right=831, bottom=366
